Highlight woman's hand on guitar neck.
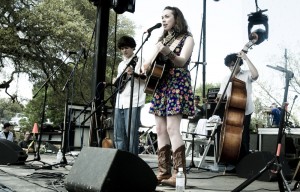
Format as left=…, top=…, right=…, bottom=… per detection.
left=156, top=42, right=171, bottom=56
left=142, top=63, right=150, bottom=74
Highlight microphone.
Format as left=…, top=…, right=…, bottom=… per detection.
left=144, top=23, right=162, bottom=34
left=67, top=43, right=87, bottom=59
left=100, top=82, right=115, bottom=87
left=67, top=50, right=78, bottom=55
left=294, top=95, right=298, bottom=101
left=80, top=43, right=87, bottom=59
left=81, top=47, right=87, bottom=59
left=191, top=61, right=207, bottom=65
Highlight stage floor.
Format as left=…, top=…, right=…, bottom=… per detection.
left=0, top=150, right=298, bottom=192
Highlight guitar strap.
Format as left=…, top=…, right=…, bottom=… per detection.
left=150, top=36, right=183, bottom=64
left=168, top=35, right=184, bottom=52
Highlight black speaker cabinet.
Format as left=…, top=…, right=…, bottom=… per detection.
left=250, top=133, right=258, bottom=151
left=0, top=139, right=28, bottom=164
left=260, top=134, right=285, bottom=155
left=65, top=147, right=157, bottom=192
left=205, top=102, right=226, bottom=119
left=236, top=151, right=292, bottom=182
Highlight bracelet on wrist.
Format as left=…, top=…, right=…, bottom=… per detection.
left=242, top=49, right=248, bottom=54
left=165, top=51, right=172, bottom=57
left=167, top=51, right=176, bottom=61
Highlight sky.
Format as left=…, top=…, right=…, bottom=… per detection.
left=1, top=0, right=300, bottom=118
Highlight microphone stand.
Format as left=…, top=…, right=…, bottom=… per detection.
left=190, top=62, right=206, bottom=95
left=232, top=54, right=293, bottom=192
left=25, top=82, right=51, bottom=168
left=26, top=55, right=72, bottom=169
left=190, top=5, right=205, bottom=98
left=286, top=96, right=297, bottom=124
left=37, top=51, right=85, bottom=169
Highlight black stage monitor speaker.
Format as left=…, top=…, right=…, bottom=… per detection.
left=0, top=139, right=28, bottom=164
left=65, top=147, right=157, bottom=192
left=236, top=151, right=292, bottom=182
left=260, top=134, right=285, bottom=155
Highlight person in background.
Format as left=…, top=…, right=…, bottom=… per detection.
left=271, top=103, right=281, bottom=127
left=18, top=131, right=34, bottom=153
left=0, top=122, right=14, bottom=142
left=187, top=95, right=205, bottom=156
left=188, top=95, right=205, bottom=134
left=143, top=6, right=195, bottom=187
left=113, top=35, right=146, bottom=156
left=216, top=51, right=259, bottom=163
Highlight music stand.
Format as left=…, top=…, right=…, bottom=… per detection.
left=232, top=64, right=293, bottom=192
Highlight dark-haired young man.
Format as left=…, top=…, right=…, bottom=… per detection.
left=113, top=35, right=146, bottom=155
left=216, top=51, right=259, bottom=162
left=0, top=122, right=14, bottom=142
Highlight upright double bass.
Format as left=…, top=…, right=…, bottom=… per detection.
left=216, top=33, right=259, bottom=164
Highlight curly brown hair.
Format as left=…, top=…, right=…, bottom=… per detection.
left=158, top=6, right=192, bottom=41
left=224, top=53, right=243, bottom=66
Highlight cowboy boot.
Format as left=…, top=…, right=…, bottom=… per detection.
left=157, top=144, right=172, bottom=184
left=161, top=145, right=186, bottom=187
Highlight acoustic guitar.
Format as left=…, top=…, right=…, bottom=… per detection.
left=144, top=35, right=185, bottom=94
left=102, top=129, right=114, bottom=148
left=144, top=35, right=184, bottom=94
left=144, top=52, right=166, bottom=95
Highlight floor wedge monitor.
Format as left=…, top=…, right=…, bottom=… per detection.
left=236, top=151, right=292, bottom=182
left=0, top=139, right=28, bottom=165
left=65, top=147, right=157, bottom=192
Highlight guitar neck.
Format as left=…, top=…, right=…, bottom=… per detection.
left=133, top=72, right=146, bottom=80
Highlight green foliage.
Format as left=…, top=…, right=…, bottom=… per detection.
left=0, top=1, right=135, bottom=128
left=195, top=82, right=220, bottom=102
left=0, top=98, right=24, bottom=122
left=255, top=48, right=300, bottom=127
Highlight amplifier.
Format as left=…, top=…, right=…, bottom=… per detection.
left=205, top=102, right=226, bottom=119
left=207, top=88, right=220, bottom=102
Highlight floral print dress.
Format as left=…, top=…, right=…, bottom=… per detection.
left=149, top=35, right=195, bottom=117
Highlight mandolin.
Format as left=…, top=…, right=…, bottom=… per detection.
left=114, top=72, right=146, bottom=94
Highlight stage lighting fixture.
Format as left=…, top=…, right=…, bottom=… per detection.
left=248, top=10, right=268, bottom=45
left=88, top=0, right=135, bottom=14
left=111, top=0, right=135, bottom=14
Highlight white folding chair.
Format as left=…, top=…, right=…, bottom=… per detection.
left=184, top=119, right=220, bottom=169
left=139, top=125, right=157, bottom=155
